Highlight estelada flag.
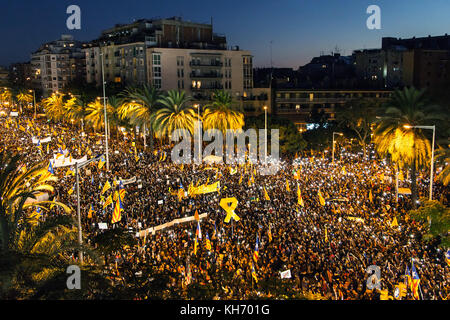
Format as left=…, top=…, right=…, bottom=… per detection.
left=111, top=193, right=123, bottom=224
left=205, top=232, right=212, bottom=251
left=411, top=261, right=421, bottom=300
left=253, top=236, right=260, bottom=263
left=101, top=180, right=111, bottom=194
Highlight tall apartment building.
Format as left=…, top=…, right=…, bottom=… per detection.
left=146, top=47, right=252, bottom=100
left=354, top=48, right=405, bottom=89
left=31, top=35, right=86, bottom=94
left=83, top=17, right=252, bottom=100
left=354, top=34, right=450, bottom=92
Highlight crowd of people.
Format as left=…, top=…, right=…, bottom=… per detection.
left=1, top=114, right=449, bottom=300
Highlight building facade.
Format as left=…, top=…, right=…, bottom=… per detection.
left=274, top=89, right=392, bottom=130
left=146, top=47, right=252, bottom=100
left=31, top=35, right=86, bottom=95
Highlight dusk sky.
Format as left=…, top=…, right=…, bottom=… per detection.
left=1, top=0, right=450, bottom=68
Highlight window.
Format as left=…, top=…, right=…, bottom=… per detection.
left=152, top=53, right=161, bottom=65
left=177, top=56, right=184, bottom=66
left=153, top=66, right=161, bottom=77
left=153, top=78, right=161, bottom=89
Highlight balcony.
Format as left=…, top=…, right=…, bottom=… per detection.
left=189, top=61, right=223, bottom=67
left=190, top=72, right=223, bottom=79
left=191, top=84, right=223, bottom=91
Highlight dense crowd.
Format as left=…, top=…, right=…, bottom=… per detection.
left=1, top=115, right=449, bottom=300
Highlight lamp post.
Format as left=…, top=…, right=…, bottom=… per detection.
left=332, top=132, right=343, bottom=163
left=75, top=154, right=104, bottom=264
left=403, top=125, right=436, bottom=201
left=100, top=52, right=110, bottom=171
left=264, top=106, right=268, bottom=164
left=195, top=104, right=202, bottom=163
left=29, top=89, right=36, bottom=119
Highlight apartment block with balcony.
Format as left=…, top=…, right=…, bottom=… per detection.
left=146, top=47, right=252, bottom=100
left=274, top=89, right=392, bottom=131
left=31, top=35, right=85, bottom=95
left=84, top=42, right=147, bottom=86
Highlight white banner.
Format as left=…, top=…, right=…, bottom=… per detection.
left=136, top=213, right=208, bottom=237
left=280, top=269, right=292, bottom=279
left=32, top=136, right=51, bottom=144
left=52, top=155, right=88, bottom=168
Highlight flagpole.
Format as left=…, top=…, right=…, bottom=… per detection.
left=75, top=162, right=83, bottom=264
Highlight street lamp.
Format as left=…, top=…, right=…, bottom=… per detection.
left=29, top=89, right=36, bottom=119
left=332, top=132, right=343, bottom=163
left=264, top=106, right=268, bottom=164
left=75, top=154, right=104, bottom=264
left=403, top=124, right=436, bottom=201
left=194, top=104, right=202, bottom=163
left=100, top=52, right=110, bottom=170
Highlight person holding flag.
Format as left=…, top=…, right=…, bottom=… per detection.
left=111, top=189, right=124, bottom=224
left=205, top=232, right=212, bottom=251
left=253, top=235, right=260, bottom=263
left=411, top=260, right=421, bottom=300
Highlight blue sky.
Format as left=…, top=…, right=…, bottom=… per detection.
left=1, top=0, right=450, bottom=68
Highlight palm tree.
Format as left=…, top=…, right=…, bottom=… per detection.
left=435, top=145, right=450, bottom=186
left=152, top=90, right=197, bottom=140
left=16, top=90, right=33, bottom=115
left=119, top=85, right=160, bottom=151
left=373, top=87, right=444, bottom=206
left=0, top=152, right=81, bottom=298
left=203, top=90, right=244, bottom=132
left=42, top=92, right=68, bottom=122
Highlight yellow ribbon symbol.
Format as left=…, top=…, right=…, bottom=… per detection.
left=220, top=197, right=239, bottom=223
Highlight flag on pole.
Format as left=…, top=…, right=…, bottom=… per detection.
left=318, top=189, right=326, bottom=206
left=445, top=249, right=450, bottom=267
left=47, top=161, right=54, bottom=175
left=253, top=235, right=260, bottom=263
left=391, top=217, right=398, bottom=228
left=369, top=190, right=373, bottom=203
left=205, top=232, right=212, bottom=251
left=411, top=260, right=421, bottom=300
left=251, top=263, right=258, bottom=283
left=286, top=179, right=291, bottom=192
left=111, top=192, right=123, bottom=224
left=101, top=180, right=111, bottom=194
left=194, top=209, right=199, bottom=222
left=103, top=194, right=113, bottom=208
left=268, top=225, right=272, bottom=243
left=88, top=204, right=94, bottom=219
left=98, top=156, right=106, bottom=169
left=297, top=184, right=304, bottom=207
left=263, top=187, right=270, bottom=201
left=405, top=265, right=412, bottom=289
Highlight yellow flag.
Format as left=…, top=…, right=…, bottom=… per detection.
left=238, top=174, right=243, bottom=185
left=341, top=166, right=346, bottom=175
left=101, top=180, right=111, bottom=194
left=398, top=171, right=404, bottom=181
left=325, top=227, right=328, bottom=242
left=297, top=184, right=304, bottom=207
left=286, top=179, right=291, bottom=192
left=103, top=194, right=113, bottom=208
left=318, top=189, right=325, bottom=206
left=194, top=209, right=199, bottom=222
left=369, top=190, right=373, bottom=203
left=264, top=187, right=270, bottom=201
left=391, top=217, right=398, bottom=228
